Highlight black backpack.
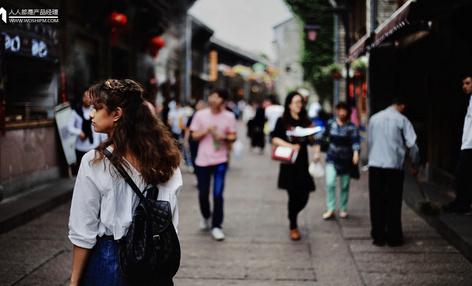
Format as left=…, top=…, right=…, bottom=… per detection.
left=103, top=149, right=181, bottom=284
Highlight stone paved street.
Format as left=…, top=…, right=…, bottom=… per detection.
left=1, top=124, right=472, bottom=285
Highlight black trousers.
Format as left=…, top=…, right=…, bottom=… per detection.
left=287, top=189, right=310, bottom=230
left=72, top=150, right=88, bottom=176
left=453, top=149, right=472, bottom=207
left=368, top=167, right=404, bottom=243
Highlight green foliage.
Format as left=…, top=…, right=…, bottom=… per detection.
left=351, top=57, right=367, bottom=72
left=283, top=0, right=334, bottom=103
left=326, top=62, right=341, bottom=74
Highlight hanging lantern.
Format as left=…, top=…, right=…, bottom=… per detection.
left=148, top=36, right=165, bottom=58
left=106, top=12, right=127, bottom=46
left=107, top=12, right=127, bottom=29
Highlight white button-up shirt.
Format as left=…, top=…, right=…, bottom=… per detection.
left=461, top=95, right=472, bottom=150
left=368, top=106, right=419, bottom=169
left=68, top=149, right=182, bottom=249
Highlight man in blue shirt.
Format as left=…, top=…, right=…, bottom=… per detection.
left=368, top=98, right=420, bottom=247
left=442, top=75, right=472, bottom=215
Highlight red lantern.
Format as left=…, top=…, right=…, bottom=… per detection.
left=107, top=12, right=127, bottom=29
left=148, top=36, right=165, bottom=58
left=106, top=12, right=127, bottom=46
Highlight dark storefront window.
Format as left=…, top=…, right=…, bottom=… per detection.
left=2, top=24, right=60, bottom=124
left=69, top=37, right=99, bottom=105
left=4, top=54, right=59, bottom=122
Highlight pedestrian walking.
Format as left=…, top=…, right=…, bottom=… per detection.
left=368, top=97, right=419, bottom=247
left=264, top=95, right=284, bottom=141
left=184, top=100, right=205, bottom=181
left=314, top=101, right=360, bottom=219
left=189, top=89, right=237, bottom=241
left=442, top=74, right=472, bottom=215
left=67, top=90, right=106, bottom=175
left=167, top=100, right=184, bottom=142
left=250, top=103, right=266, bottom=153
left=68, top=79, right=182, bottom=285
left=272, top=91, right=316, bottom=241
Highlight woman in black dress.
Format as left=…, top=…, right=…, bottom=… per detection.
left=272, top=91, right=316, bottom=240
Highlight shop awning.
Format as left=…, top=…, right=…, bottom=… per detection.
left=346, top=0, right=414, bottom=63
left=371, top=0, right=413, bottom=48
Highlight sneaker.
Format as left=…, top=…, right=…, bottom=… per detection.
left=290, top=228, right=301, bottom=241
left=322, top=210, right=335, bottom=219
left=187, top=165, right=195, bottom=174
left=339, top=210, right=348, bottom=218
left=200, top=218, right=210, bottom=231
left=211, top=227, right=225, bottom=241
left=442, top=202, right=472, bottom=215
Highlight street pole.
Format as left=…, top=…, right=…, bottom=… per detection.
left=342, top=12, right=351, bottom=106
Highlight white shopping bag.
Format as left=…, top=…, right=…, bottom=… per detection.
left=233, top=140, right=243, bottom=158
left=309, top=162, right=325, bottom=178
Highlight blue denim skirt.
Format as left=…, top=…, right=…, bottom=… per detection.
left=81, top=236, right=173, bottom=286
left=81, top=236, right=125, bottom=286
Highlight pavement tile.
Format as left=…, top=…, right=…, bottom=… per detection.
left=173, top=278, right=317, bottom=286
left=13, top=251, right=72, bottom=286
left=348, top=238, right=457, bottom=254
left=358, top=260, right=472, bottom=274
left=362, top=272, right=472, bottom=286
left=311, top=257, right=364, bottom=286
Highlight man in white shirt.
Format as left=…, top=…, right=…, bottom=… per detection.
left=368, top=98, right=420, bottom=247
left=264, top=95, right=284, bottom=137
left=442, top=75, right=472, bottom=215
left=68, top=91, right=105, bottom=174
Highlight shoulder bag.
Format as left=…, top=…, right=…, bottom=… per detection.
left=103, top=149, right=181, bottom=284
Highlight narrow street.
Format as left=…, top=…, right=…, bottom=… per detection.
left=1, top=123, right=471, bottom=285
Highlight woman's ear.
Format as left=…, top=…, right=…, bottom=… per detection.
left=113, top=107, right=123, bottom=122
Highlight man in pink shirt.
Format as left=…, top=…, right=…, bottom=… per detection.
left=190, top=89, right=237, bottom=240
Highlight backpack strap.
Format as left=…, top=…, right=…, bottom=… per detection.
left=103, top=148, right=145, bottom=201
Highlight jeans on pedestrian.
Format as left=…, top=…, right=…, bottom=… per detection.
left=196, top=162, right=228, bottom=228
left=325, top=163, right=351, bottom=211
left=81, top=236, right=124, bottom=286
left=82, top=236, right=173, bottom=286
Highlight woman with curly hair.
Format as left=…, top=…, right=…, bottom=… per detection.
left=68, top=79, right=182, bottom=286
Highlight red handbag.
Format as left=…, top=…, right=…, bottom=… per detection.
left=271, top=146, right=298, bottom=164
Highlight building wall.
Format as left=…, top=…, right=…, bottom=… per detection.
left=1, top=126, right=61, bottom=197
left=273, top=17, right=304, bottom=104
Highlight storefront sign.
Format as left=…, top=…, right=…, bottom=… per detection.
left=1, top=24, right=58, bottom=61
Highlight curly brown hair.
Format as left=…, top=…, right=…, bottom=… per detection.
left=89, top=79, right=181, bottom=185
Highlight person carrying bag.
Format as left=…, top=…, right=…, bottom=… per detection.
left=68, top=79, right=182, bottom=286
left=103, top=148, right=180, bottom=284
left=314, top=102, right=360, bottom=220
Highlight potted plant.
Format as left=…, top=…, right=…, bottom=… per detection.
left=326, top=63, right=342, bottom=80
left=352, top=58, right=367, bottom=78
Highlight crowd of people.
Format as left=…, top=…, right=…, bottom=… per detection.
left=66, top=76, right=472, bottom=284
